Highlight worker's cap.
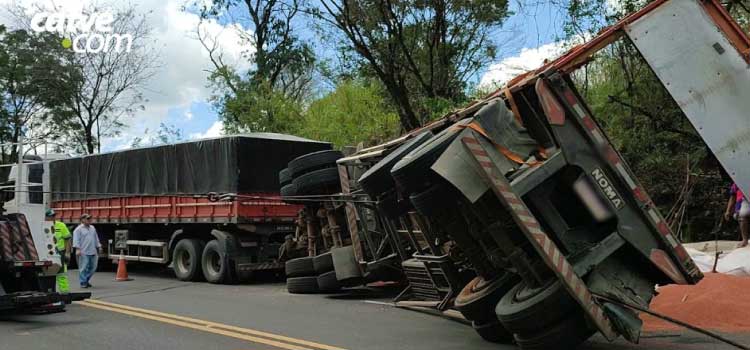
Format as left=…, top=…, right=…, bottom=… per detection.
left=80, top=213, right=92, bottom=220
left=45, top=208, right=55, bottom=217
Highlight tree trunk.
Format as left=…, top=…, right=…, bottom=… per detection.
left=380, top=78, right=421, bottom=130
left=393, top=93, right=421, bottom=131
left=85, top=125, right=95, bottom=154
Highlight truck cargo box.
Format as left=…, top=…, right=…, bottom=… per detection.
left=50, top=134, right=331, bottom=200
left=49, top=134, right=331, bottom=224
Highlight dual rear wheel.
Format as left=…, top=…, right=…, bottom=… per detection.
left=455, top=273, right=595, bottom=349
left=172, top=238, right=236, bottom=284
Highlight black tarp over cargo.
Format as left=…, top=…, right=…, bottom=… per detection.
left=50, top=134, right=331, bottom=201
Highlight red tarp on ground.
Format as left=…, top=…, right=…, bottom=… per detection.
left=642, top=273, right=750, bottom=332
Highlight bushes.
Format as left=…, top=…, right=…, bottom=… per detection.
left=298, top=81, right=400, bottom=148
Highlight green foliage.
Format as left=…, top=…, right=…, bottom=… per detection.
left=200, top=0, right=314, bottom=96
left=726, top=1, right=750, bottom=31
left=221, top=82, right=304, bottom=134
left=314, top=0, right=510, bottom=130
left=0, top=26, right=77, bottom=162
left=199, top=0, right=315, bottom=133
left=131, top=123, right=184, bottom=148
left=298, top=81, right=399, bottom=148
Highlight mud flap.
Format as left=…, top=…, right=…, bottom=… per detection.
left=331, top=246, right=362, bottom=283
left=210, top=230, right=243, bottom=282
left=603, top=303, right=642, bottom=343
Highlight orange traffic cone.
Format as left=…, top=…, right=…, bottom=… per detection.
left=115, top=252, right=132, bottom=281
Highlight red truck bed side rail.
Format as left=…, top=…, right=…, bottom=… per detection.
left=51, top=193, right=300, bottom=224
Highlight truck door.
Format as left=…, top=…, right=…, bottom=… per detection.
left=625, top=0, right=750, bottom=195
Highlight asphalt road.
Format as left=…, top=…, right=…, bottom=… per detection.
left=0, top=267, right=747, bottom=350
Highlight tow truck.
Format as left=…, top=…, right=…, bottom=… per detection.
left=1, top=139, right=90, bottom=313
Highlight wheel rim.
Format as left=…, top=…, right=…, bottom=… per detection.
left=176, top=249, right=190, bottom=273
left=207, top=249, right=222, bottom=275
left=471, top=277, right=491, bottom=293
left=514, top=279, right=554, bottom=303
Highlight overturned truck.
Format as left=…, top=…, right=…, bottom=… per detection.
left=284, top=0, right=749, bottom=348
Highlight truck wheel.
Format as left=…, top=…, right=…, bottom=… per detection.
left=293, top=167, right=341, bottom=195
left=472, top=320, right=514, bottom=344
left=287, top=276, right=319, bottom=294
left=316, top=271, right=341, bottom=292
left=173, top=239, right=205, bottom=281
left=495, top=280, right=577, bottom=334
left=280, top=183, right=299, bottom=203
left=279, top=168, right=292, bottom=186
left=513, top=313, right=594, bottom=350
left=358, top=132, right=433, bottom=198
left=455, top=273, right=519, bottom=324
left=202, top=240, right=229, bottom=284
left=285, top=256, right=315, bottom=277
left=313, top=252, right=334, bottom=274
left=288, top=150, right=343, bottom=177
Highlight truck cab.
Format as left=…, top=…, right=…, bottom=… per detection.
left=0, top=147, right=88, bottom=313
left=2, top=154, right=63, bottom=272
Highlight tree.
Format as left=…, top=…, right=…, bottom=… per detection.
left=725, top=0, right=750, bottom=29
left=221, top=82, right=304, bottom=134
left=130, top=123, right=184, bottom=148
left=312, top=0, right=510, bottom=130
left=197, top=0, right=315, bottom=132
left=55, top=6, right=159, bottom=154
left=0, top=25, right=76, bottom=164
left=298, top=80, right=399, bottom=147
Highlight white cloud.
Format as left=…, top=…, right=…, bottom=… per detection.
left=189, top=120, right=223, bottom=139
left=112, top=0, right=249, bottom=142
left=0, top=0, right=252, bottom=150
left=480, top=41, right=567, bottom=89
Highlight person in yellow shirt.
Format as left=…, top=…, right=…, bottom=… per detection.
left=46, top=209, right=71, bottom=293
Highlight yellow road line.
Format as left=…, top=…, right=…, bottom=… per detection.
left=77, top=299, right=347, bottom=350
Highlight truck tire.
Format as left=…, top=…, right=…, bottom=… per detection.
left=288, top=150, right=343, bottom=177
left=316, top=271, right=341, bottom=292
left=455, top=273, right=519, bottom=324
left=390, top=127, right=461, bottom=195
left=201, top=240, right=230, bottom=284
left=513, top=313, right=594, bottom=350
left=279, top=168, right=292, bottom=186
left=358, top=132, right=433, bottom=198
left=285, top=256, right=315, bottom=277
left=472, top=320, right=514, bottom=344
left=313, top=252, right=334, bottom=274
left=287, top=276, right=319, bottom=294
left=173, top=239, right=205, bottom=282
left=293, top=167, right=341, bottom=195
left=495, top=280, right=577, bottom=334
left=280, top=183, right=299, bottom=203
